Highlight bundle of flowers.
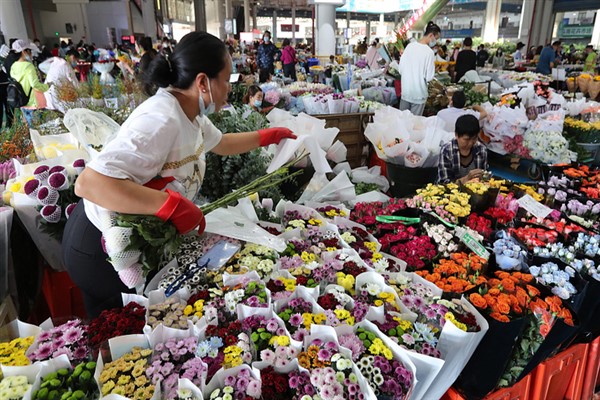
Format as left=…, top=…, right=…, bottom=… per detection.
left=146, top=337, right=206, bottom=399
left=466, top=214, right=494, bottom=240
left=0, top=336, right=34, bottom=366
left=562, top=198, right=600, bottom=221
left=28, top=319, right=90, bottom=364
left=241, top=315, right=298, bottom=367
left=98, top=347, right=154, bottom=398
left=258, top=366, right=312, bottom=400
left=200, top=320, right=252, bottom=380
left=206, top=367, right=261, bottom=400
left=0, top=159, right=16, bottom=186
left=410, top=183, right=471, bottom=220
left=468, top=271, right=537, bottom=322
left=147, top=298, right=190, bottom=330
left=316, top=205, right=348, bottom=219
left=509, top=226, right=560, bottom=249
left=224, top=243, right=278, bottom=279
left=32, top=362, right=98, bottom=400
left=88, top=302, right=146, bottom=350
left=277, top=297, right=315, bottom=342
left=389, top=235, right=437, bottom=272
left=424, top=221, right=461, bottom=257
left=297, top=338, right=366, bottom=400
left=338, top=225, right=384, bottom=268
left=218, top=280, right=270, bottom=313
left=417, top=252, right=488, bottom=293
left=339, top=328, right=414, bottom=399
left=349, top=199, right=407, bottom=228
left=528, top=261, right=579, bottom=300
left=22, top=162, right=82, bottom=239
left=372, top=313, right=441, bottom=358
left=523, top=130, right=576, bottom=165
left=520, top=217, right=587, bottom=236
left=498, top=293, right=574, bottom=387
left=1, top=375, right=31, bottom=399
left=266, top=275, right=300, bottom=301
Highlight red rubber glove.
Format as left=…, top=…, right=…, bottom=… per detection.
left=155, top=189, right=205, bottom=235
left=258, top=127, right=297, bottom=146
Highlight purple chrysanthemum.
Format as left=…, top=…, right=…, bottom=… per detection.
left=64, top=327, right=84, bottom=344
left=48, top=172, right=66, bottom=190
left=24, top=179, right=40, bottom=196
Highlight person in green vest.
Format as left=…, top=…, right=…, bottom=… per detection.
left=9, top=39, right=49, bottom=126
left=584, top=45, right=598, bottom=73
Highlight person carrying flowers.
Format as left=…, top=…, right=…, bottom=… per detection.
left=437, top=114, right=488, bottom=184
left=62, top=32, right=296, bottom=318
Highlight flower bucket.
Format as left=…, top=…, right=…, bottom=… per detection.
left=576, top=76, right=590, bottom=95
left=566, top=79, right=577, bottom=93
left=454, top=316, right=529, bottom=399
left=588, top=80, right=600, bottom=101
left=576, top=143, right=600, bottom=164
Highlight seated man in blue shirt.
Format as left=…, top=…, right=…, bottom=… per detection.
left=536, top=41, right=561, bottom=75
left=438, top=114, right=488, bottom=184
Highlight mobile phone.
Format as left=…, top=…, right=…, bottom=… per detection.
left=197, top=240, right=241, bottom=270
left=229, top=73, right=241, bottom=83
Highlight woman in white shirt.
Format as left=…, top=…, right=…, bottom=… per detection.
left=62, top=32, right=295, bottom=317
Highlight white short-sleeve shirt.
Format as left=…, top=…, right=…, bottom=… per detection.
left=436, top=107, right=480, bottom=132
left=84, top=88, right=223, bottom=230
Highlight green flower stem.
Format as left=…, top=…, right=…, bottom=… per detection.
left=200, top=154, right=307, bottom=215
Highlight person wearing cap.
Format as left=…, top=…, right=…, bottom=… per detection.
left=9, top=39, right=49, bottom=126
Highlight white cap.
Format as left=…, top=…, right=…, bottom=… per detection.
left=12, top=39, right=40, bottom=54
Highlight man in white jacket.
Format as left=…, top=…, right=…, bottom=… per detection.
left=398, top=22, right=440, bottom=116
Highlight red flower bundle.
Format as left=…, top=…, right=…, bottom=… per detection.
left=484, top=207, right=516, bottom=225
left=88, top=302, right=146, bottom=349
left=206, top=320, right=243, bottom=346
left=466, top=213, right=494, bottom=240
left=260, top=366, right=293, bottom=400
left=390, top=236, right=437, bottom=271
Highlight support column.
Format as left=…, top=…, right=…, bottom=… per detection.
left=377, top=13, right=386, bottom=38
left=124, top=0, right=134, bottom=36
left=346, top=12, right=350, bottom=44
left=243, top=0, right=250, bottom=33
left=366, top=17, right=371, bottom=43
left=194, top=0, right=207, bottom=32
left=518, top=0, right=534, bottom=43
left=394, top=12, right=399, bottom=29
left=272, top=10, right=277, bottom=41
left=482, top=0, right=502, bottom=43
left=292, top=2, right=296, bottom=44
left=592, top=9, right=600, bottom=48
left=528, top=0, right=555, bottom=49
left=316, top=3, right=336, bottom=56
left=252, top=4, right=257, bottom=30
left=552, top=12, right=564, bottom=39
left=143, top=0, right=159, bottom=38
left=13, top=0, right=31, bottom=40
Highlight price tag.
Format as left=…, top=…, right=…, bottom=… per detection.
left=454, top=226, right=490, bottom=260
left=460, top=232, right=490, bottom=260
left=517, top=194, right=552, bottom=220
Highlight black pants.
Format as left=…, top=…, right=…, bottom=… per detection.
left=283, top=63, right=297, bottom=81
left=62, top=201, right=133, bottom=318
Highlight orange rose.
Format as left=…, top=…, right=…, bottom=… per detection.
left=490, top=312, right=510, bottom=323
left=488, top=288, right=501, bottom=296
left=540, top=323, right=551, bottom=337
left=526, top=285, right=540, bottom=297
left=497, top=301, right=511, bottom=315
left=470, top=293, right=487, bottom=309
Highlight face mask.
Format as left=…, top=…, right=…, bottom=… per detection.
left=25, top=54, right=32, bottom=62
left=264, top=37, right=270, bottom=43
left=199, top=79, right=215, bottom=117
left=429, top=40, right=437, bottom=48
left=253, top=100, right=262, bottom=108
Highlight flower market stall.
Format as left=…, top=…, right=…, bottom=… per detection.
left=4, top=47, right=600, bottom=400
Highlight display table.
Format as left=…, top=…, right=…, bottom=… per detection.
left=313, top=112, right=373, bottom=168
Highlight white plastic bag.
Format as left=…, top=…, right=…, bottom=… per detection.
left=404, top=143, right=430, bottom=168
left=351, top=166, right=390, bottom=192
left=63, top=108, right=121, bottom=150
left=30, top=130, right=79, bottom=160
